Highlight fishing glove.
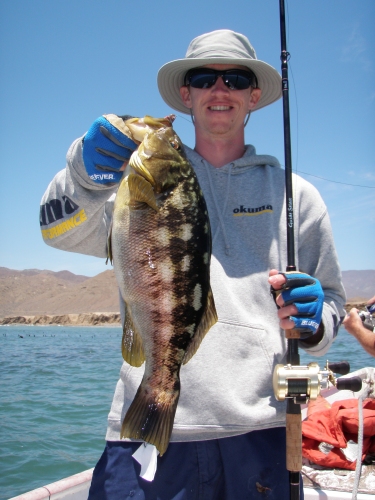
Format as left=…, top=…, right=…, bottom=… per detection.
left=280, top=272, right=324, bottom=338
left=83, top=115, right=137, bottom=185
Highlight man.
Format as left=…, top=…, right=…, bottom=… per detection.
left=343, top=296, right=375, bottom=357
left=40, top=29, right=346, bottom=499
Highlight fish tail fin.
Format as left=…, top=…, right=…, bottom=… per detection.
left=120, top=381, right=180, bottom=456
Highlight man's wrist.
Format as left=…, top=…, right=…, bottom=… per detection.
left=299, top=322, right=324, bottom=346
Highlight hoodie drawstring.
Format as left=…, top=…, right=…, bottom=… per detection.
left=203, top=159, right=233, bottom=255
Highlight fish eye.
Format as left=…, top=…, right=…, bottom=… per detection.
left=169, top=139, right=180, bottom=150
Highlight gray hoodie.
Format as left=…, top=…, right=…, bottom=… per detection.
left=40, top=137, right=346, bottom=442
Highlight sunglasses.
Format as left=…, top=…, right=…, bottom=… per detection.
left=184, top=68, right=258, bottom=90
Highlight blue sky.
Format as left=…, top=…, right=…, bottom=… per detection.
left=0, top=0, right=374, bottom=276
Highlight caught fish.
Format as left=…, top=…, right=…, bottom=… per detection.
left=107, top=115, right=217, bottom=456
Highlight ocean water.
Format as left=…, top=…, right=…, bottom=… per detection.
left=0, top=325, right=374, bottom=499
left=0, top=326, right=123, bottom=500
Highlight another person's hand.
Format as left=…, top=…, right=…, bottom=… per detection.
left=366, top=295, right=375, bottom=311
left=343, top=308, right=363, bottom=335
left=83, top=115, right=138, bottom=184
left=268, top=269, right=324, bottom=339
left=343, top=297, right=375, bottom=357
left=344, top=295, right=375, bottom=336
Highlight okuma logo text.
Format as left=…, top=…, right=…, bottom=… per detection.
left=233, top=205, right=273, bottom=216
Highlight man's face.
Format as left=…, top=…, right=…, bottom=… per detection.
left=179, top=64, right=262, bottom=139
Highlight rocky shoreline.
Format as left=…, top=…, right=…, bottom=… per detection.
left=0, top=312, right=121, bottom=326
left=344, top=302, right=368, bottom=313
left=0, top=303, right=368, bottom=326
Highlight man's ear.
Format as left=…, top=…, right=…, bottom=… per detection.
left=179, top=86, right=193, bottom=108
left=248, top=88, right=262, bottom=110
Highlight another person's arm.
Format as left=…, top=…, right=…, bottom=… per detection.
left=343, top=296, right=375, bottom=357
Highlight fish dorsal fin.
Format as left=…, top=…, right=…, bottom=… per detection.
left=128, top=173, right=158, bottom=212
left=183, top=287, right=218, bottom=365
left=122, top=302, right=145, bottom=367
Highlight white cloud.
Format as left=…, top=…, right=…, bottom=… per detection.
left=341, top=23, right=373, bottom=73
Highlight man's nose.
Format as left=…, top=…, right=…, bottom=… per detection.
left=212, top=76, right=229, bottom=91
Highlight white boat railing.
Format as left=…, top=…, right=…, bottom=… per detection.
left=8, top=469, right=93, bottom=500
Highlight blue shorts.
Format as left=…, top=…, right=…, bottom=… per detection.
left=88, top=427, right=304, bottom=499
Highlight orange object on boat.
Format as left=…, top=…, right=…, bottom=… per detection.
left=306, top=394, right=331, bottom=417
left=302, top=398, right=375, bottom=470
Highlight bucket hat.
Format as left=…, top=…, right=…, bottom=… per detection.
left=157, top=29, right=282, bottom=114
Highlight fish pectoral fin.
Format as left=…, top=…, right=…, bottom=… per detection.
left=122, top=304, right=145, bottom=367
left=106, top=218, right=113, bottom=265
left=128, top=173, right=158, bottom=212
left=183, top=287, right=218, bottom=364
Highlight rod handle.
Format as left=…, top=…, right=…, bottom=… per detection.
left=286, top=413, right=302, bottom=472
left=285, top=329, right=301, bottom=339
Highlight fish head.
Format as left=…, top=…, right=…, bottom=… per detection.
left=127, top=117, right=189, bottom=194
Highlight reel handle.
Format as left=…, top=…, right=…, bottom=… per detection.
left=327, top=361, right=350, bottom=375
left=336, top=376, right=362, bottom=392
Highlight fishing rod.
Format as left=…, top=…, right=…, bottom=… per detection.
left=277, top=1, right=302, bottom=498
left=275, top=2, right=362, bottom=499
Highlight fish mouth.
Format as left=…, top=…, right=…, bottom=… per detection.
left=129, top=149, right=155, bottom=186
left=125, top=116, right=175, bottom=142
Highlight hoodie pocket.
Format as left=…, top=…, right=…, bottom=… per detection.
left=175, top=320, right=285, bottom=428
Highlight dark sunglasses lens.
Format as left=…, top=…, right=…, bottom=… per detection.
left=187, top=69, right=256, bottom=90
left=189, top=72, right=216, bottom=89
left=224, top=72, right=252, bottom=90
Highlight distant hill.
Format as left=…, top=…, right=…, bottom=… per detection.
left=0, top=267, right=119, bottom=316
left=341, top=270, right=374, bottom=302
left=0, top=267, right=373, bottom=317
left=0, top=267, right=89, bottom=283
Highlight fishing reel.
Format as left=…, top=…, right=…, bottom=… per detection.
left=273, top=360, right=362, bottom=404
left=358, top=303, right=375, bottom=332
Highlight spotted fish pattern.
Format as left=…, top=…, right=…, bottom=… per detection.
left=109, top=116, right=217, bottom=455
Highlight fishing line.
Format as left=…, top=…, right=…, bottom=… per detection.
left=278, top=164, right=375, bottom=188
left=176, top=113, right=193, bottom=124
left=288, top=62, right=299, bottom=177
left=294, top=171, right=375, bottom=188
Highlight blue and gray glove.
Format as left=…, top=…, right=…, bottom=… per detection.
left=280, top=272, right=324, bottom=338
left=83, top=115, right=137, bottom=185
